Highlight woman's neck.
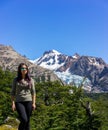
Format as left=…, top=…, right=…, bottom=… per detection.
left=22, top=75, right=25, bottom=79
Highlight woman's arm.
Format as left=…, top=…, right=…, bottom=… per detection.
left=11, top=78, right=17, bottom=111
left=31, top=78, right=36, bottom=110
left=11, top=96, right=16, bottom=111
left=32, top=94, right=36, bottom=110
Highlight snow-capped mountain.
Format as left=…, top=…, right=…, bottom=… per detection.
left=32, top=49, right=108, bottom=92
left=33, top=50, right=64, bottom=70
left=2, top=44, right=108, bottom=93
left=33, top=50, right=80, bottom=71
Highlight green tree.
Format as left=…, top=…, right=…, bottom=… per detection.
left=0, top=67, right=16, bottom=124
left=0, top=68, right=106, bottom=130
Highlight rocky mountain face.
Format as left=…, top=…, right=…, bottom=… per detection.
left=1, top=44, right=108, bottom=93
left=0, top=44, right=61, bottom=82
left=33, top=50, right=108, bottom=93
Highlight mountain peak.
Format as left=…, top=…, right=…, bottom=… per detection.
left=72, top=53, right=80, bottom=59
left=34, top=49, right=68, bottom=70
left=0, top=44, right=14, bottom=51
left=43, top=50, right=61, bottom=56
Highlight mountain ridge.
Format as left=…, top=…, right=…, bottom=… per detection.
left=0, top=44, right=61, bottom=83
left=33, top=50, right=108, bottom=93
left=0, top=44, right=108, bottom=93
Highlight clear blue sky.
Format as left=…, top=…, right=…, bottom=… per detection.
left=0, top=0, right=108, bottom=63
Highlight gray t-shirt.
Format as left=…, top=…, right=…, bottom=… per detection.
left=11, top=77, right=36, bottom=102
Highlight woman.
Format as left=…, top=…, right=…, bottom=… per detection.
left=11, top=63, right=36, bottom=130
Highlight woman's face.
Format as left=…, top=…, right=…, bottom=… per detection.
left=20, top=65, right=28, bottom=75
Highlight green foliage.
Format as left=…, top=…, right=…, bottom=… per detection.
left=0, top=67, right=108, bottom=130
left=91, top=94, right=108, bottom=130
left=31, top=81, right=103, bottom=130
left=0, top=68, right=16, bottom=124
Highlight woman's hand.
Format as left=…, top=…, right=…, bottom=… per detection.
left=32, top=103, right=36, bottom=110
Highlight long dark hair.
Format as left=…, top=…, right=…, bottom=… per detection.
left=17, top=63, right=31, bottom=82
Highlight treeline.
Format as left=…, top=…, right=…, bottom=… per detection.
left=0, top=67, right=108, bottom=130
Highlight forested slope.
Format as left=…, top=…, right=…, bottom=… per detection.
left=0, top=67, right=108, bottom=130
